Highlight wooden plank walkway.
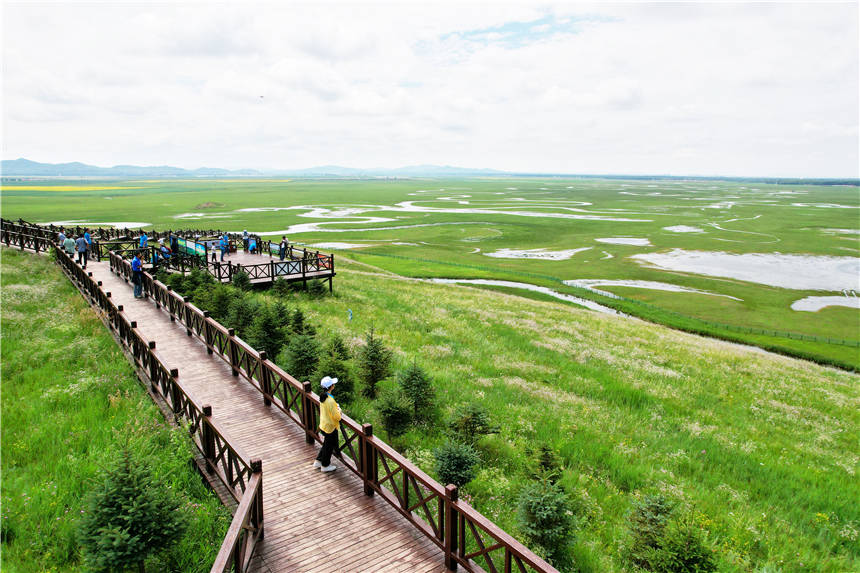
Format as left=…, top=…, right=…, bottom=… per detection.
left=85, top=257, right=444, bottom=573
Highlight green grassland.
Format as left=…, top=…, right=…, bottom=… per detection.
left=263, top=258, right=858, bottom=571
left=2, top=176, right=858, bottom=367
left=0, top=248, right=230, bottom=572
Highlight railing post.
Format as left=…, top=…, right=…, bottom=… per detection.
left=302, top=381, right=314, bottom=444
left=251, top=458, right=264, bottom=540
left=169, top=368, right=182, bottom=419
left=203, top=311, right=213, bottom=353
left=148, top=341, right=158, bottom=392
left=259, top=351, right=272, bottom=406
left=362, top=423, right=375, bottom=497
left=184, top=297, right=193, bottom=337
left=445, top=484, right=459, bottom=571
left=166, top=285, right=175, bottom=321
left=228, top=328, right=239, bottom=376
left=202, top=405, right=215, bottom=474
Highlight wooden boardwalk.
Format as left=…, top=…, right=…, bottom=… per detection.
left=86, top=257, right=444, bottom=573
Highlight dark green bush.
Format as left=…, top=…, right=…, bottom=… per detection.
left=307, top=279, right=327, bottom=297
left=272, top=278, right=291, bottom=298
left=626, top=495, right=714, bottom=572
left=376, top=389, right=413, bottom=438
left=397, top=362, right=435, bottom=421
left=224, top=295, right=260, bottom=338
left=247, top=303, right=289, bottom=358
left=448, top=403, right=499, bottom=444
left=231, top=269, right=251, bottom=291
left=278, top=334, right=320, bottom=382
left=627, top=494, right=675, bottom=568
left=290, top=308, right=315, bottom=336
left=433, top=441, right=479, bottom=487
left=651, top=517, right=716, bottom=573
left=324, top=334, right=351, bottom=360
left=78, top=450, right=186, bottom=573
left=516, top=479, right=574, bottom=565
left=536, top=444, right=564, bottom=483
left=357, top=327, right=392, bottom=398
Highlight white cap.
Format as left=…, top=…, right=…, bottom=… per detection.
left=320, top=376, right=338, bottom=389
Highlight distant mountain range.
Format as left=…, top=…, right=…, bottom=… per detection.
left=0, top=158, right=504, bottom=178
left=3, top=158, right=857, bottom=185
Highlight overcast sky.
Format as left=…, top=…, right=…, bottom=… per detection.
left=2, top=2, right=858, bottom=177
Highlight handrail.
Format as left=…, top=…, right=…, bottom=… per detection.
left=211, top=469, right=264, bottom=573
left=3, top=219, right=558, bottom=573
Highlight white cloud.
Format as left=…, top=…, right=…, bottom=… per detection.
left=1, top=2, right=857, bottom=177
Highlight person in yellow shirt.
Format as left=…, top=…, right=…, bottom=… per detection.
left=313, top=376, right=341, bottom=472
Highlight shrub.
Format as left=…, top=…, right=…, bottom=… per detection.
left=272, top=278, right=291, bottom=298
left=626, top=494, right=676, bottom=569
left=651, top=516, right=716, bottom=573
left=516, top=479, right=574, bottom=565
left=448, top=403, right=499, bottom=444
left=324, top=334, right=351, bottom=360
left=357, top=327, right=392, bottom=398
left=185, top=267, right=214, bottom=291
left=247, top=303, right=289, bottom=358
left=307, top=279, right=327, bottom=297
left=278, top=334, right=320, bottom=382
left=231, top=269, right=251, bottom=291
left=314, top=353, right=354, bottom=403
left=224, top=295, right=260, bottom=337
left=208, top=284, right=235, bottom=321
left=626, top=495, right=714, bottom=572
left=397, top=362, right=435, bottom=421
left=536, top=444, right=564, bottom=483
left=290, top=308, right=315, bottom=336
left=376, top=389, right=413, bottom=438
left=78, top=449, right=186, bottom=573
left=433, top=441, right=479, bottom=487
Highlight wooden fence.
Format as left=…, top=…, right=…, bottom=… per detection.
left=3, top=220, right=558, bottom=573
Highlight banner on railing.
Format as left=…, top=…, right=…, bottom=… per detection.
left=175, top=236, right=207, bottom=258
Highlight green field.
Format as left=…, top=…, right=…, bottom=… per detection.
left=0, top=249, right=230, bottom=572
left=2, top=178, right=859, bottom=571
left=2, top=176, right=858, bottom=367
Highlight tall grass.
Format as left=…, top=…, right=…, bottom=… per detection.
left=267, top=260, right=859, bottom=572
left=0, top=248, right=231, bottom=572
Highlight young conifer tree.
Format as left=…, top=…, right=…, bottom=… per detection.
left=356, top=327, right=392, bottom=398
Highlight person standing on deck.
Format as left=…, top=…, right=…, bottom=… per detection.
left=63, top=234, right=76, bottom=256
left=139, top=230, right=148, bottom=250
left=57, top=228, right=66, bottom=246
left=279, top=235, right=288, bottom=261
left=219, top=235, right=228, bottom=261
left=83, top=228, right=92, bottom=255
left=75, top=235, right=88, bottom=268
left=313, top=376, right=341, bottom=472
left=242, top=230, right=249, bottom=252
left=131, top=252, right=144, bottom=298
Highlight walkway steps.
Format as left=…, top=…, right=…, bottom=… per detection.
left=84, top=258, right=443, bottom=573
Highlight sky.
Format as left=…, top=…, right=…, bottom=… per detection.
left=2, top=2, right=858, bottom=177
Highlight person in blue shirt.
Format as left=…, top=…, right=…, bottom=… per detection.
left=219, top=235, right=228, bottom=261
left=158, top=239, right=171, bottom=262
left=131, top=253, right=144, bottom=298
left=75, top=235, right=88, bottom=268
left=139, top=230, right=148, bottom=249
left=249, top=236, right=257, bottom=254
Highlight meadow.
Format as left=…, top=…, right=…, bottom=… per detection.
left=2, top=176, right=858, bottom=367
left=1, top=177, right=859, bottom=571
left=161, top=253, right=859, bottom=571
left=0, top=248, right=231, bottom=572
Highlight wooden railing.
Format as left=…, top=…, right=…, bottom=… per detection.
left=109, top=247, right=557, bottom=573
left=50, top=246, right=265, bottom=573
left=4, top=220, right=558, bottom=573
